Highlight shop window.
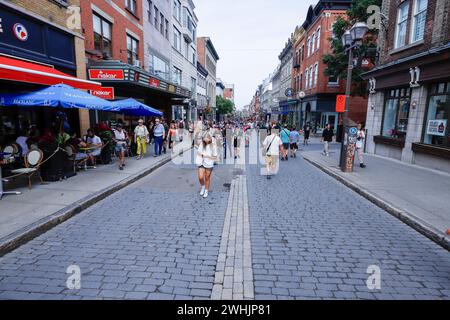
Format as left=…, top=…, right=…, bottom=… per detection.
left=381, top=88, right=411, bottom=139
left=126, top=34, right=139, bottom=65
left=411, top=0, right=427, bottom=43
left=423, top=82, right=450, bottom=148
left=93, top=14, right=112, bottom=58
left=395, top=1, right=410, bottom=49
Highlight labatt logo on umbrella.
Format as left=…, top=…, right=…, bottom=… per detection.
left=13, top=23, right=28, bottom=42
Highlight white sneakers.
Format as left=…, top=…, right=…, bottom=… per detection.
left=200, top=186, right=209, bottom=198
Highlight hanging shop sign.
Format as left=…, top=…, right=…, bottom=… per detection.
left=336, top=95, right=346, bottom=113
left=427, top=119, right=447, bottom=137
left=90, top=87, right=115, bottom=100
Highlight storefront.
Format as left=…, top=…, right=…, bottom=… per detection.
left=0, top=3, right=99, bottom=146
left=364, top=44, right=450, bottom=173
left=86, top=60, right=191, bottom=126
left=299, top=94, right=339, bottom=134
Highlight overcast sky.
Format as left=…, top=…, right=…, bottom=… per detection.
left=195, top=0, right=316, bottom=110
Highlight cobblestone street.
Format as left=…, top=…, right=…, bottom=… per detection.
left=0, top=146, right=449, bottom=300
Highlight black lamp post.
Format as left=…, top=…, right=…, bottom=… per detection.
left=339, top=22, right=369, bottom=172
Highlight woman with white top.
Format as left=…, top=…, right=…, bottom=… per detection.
left=196, top=132, right=218, bottom=199
left=356, top=122, right=366, bottom=168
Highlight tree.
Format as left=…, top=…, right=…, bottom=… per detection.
left=323, top=0, right=381, bottom=97
left=216, top=95, right=235, bottom=115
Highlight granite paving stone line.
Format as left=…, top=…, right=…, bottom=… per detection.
left=212, top=170, right=254, bottom=300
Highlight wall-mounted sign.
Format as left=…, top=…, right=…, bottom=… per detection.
left=427, top=119, right=447, bottom=137
left=88, top=69, right=125, bottom=80
left=285, top=88, right=294, bottom=97
left=336, top=95, right=346, bottom=113
left=298, top=91, right=306, bottom=99
left=13, top=23, right=28, bottom=41
left=90, top=87, right=115, bottom=100
left=149, top=78, right=160, bottom=88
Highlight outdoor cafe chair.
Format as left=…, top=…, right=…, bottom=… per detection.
left=10, top=149, right=44, bottom=189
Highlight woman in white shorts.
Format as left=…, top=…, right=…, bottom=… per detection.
left=196, top=132, right=218, bottom=199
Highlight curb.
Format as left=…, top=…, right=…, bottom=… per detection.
left=0, top=149, right=189, bottom=257
left=303, top=156, right=450, bottom=252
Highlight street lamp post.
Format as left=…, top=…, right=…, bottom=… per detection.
left=339, top=22, right=369, bottom=173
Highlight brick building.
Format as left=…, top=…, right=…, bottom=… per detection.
left=291, top=0, right=367, bottom=133
left=0, top=0, right=100, bottom=143
left=363, top=0, right=450, bottom=173
left=80, top=0, right=191, bottom=124
left=197, top=36, right=219, bottom=120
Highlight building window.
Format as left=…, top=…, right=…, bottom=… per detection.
left=301, top=45, right=304, bottom=60
left=126, top=34, right=139, bottom=65
left=308, top=66, right=313, bottom=88
left=184, top=39, right=189, bottom=58
left=154, top=6, right=159, bottom=31
left=305, top=69, right=309, bottom=89
left=328, top=76, right=339, bottom=85
left=307, top=37, right=311, bottom=56
left=314, top=63, right=318, bottom=87
left=299, top=74, right=302, bottom=90
left=173, top=67, right=182, bottom=85
left=316, top=27, right=321, bottom=50
left=395, top=1, right=410, bottom=49
left=191, top=77, right=197, bottom=96
left=382, top=88, right=411, bottom=140
left=147, top=1, right=152, bottom=23
left=311, top=32, right=316, bottom=53
left=411, top=0, right=427, bottom=43
left=173, top=0, right=181, bottom=22
left=173, top=26, right=181, bottom=52
left=160, top=13, right=164, bottom=36
left=125, top=0, right=137, bottom=14
left=191, top=47, right=196, bottom=65
left=93, top=13, right=112, bottom=57
left=423, top=81, right=450, bottom=148
left=165, top=19, right=169, bottom=39
left=151, top=55, right=169, bottom=80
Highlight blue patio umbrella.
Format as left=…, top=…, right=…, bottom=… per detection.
left=0, top=84, right=115, bottom=111
left=110, top=98, right=163, bottom=117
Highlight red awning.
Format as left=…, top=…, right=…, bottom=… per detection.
left=0, top=55, right=102, bottom=91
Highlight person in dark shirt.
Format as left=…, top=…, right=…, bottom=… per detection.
left=321, top=123, right=334, bottom=157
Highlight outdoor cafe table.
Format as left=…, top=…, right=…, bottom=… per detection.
left=0, top=152, right=21, bottom=200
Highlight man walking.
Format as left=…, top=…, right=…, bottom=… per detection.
left=153, top=118, right=165, bottom=157
left=263, top=129, right=282, bottom=180
left=134, top=119, right=149, bottom=160
left=321, top=123, right=334, bottom=157
left=303, top=122, right=311, bottom=145
left=280, top=125, right=291, bottom=161
left=289, top=127, right=300, bottom=158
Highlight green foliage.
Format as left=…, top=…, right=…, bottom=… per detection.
left=216, top=95, right=235, bottom=115
left=322, top=0, right=381, bottom=97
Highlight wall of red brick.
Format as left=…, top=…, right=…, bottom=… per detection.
left=381, top=0, right=438, bottom=65
left=80, top=0, right=144, bottom=66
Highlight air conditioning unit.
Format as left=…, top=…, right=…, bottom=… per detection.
left=133, top=60, right=141, bottom=68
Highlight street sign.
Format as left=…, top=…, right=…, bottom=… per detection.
left=349, top=127, right=358, bottom=136
left=298, top=91, right=306, bottom=99
left=336, top=95, right=346, bottom=113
